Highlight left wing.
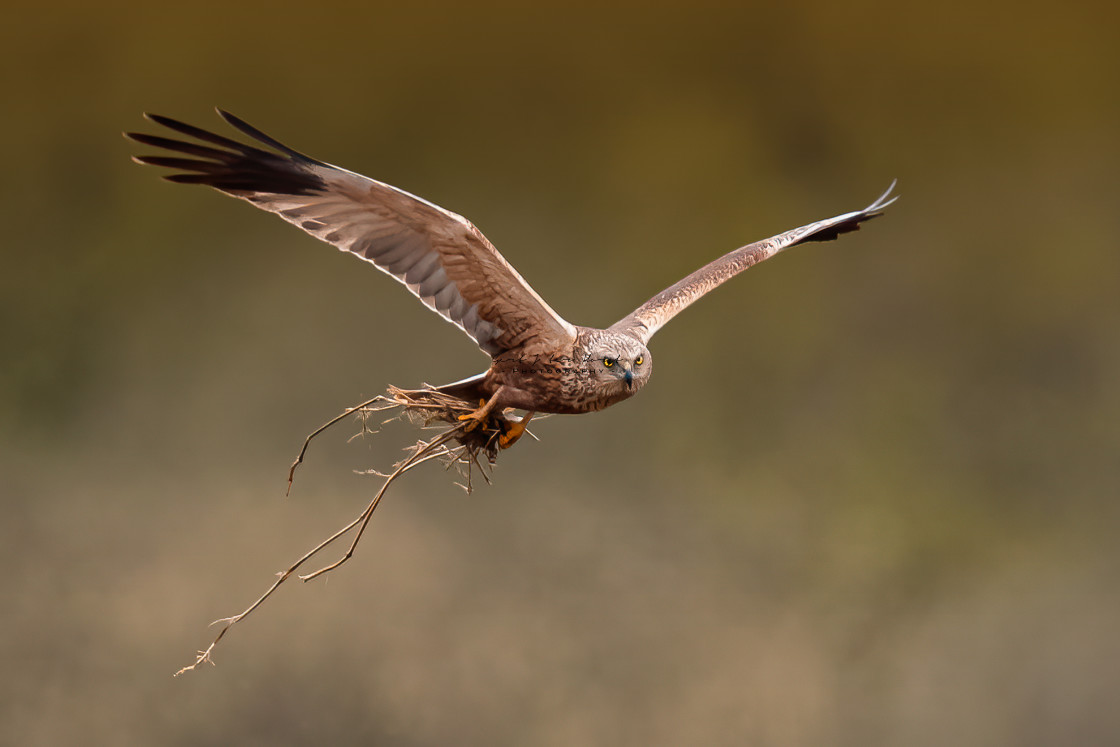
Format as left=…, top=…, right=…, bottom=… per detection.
left=610, top=182, right=897, bottom=345
left=126, top=110, right=577, bottom=358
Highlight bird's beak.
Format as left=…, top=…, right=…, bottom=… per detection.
left=624, top=369, right=634, bottom=389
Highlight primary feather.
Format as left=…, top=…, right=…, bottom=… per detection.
left=127, top=110, right=577, bottom=358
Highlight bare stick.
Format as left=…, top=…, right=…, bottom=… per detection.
left=299, top=429, right=465, bottom=581
left=287, top=396, right=383, bottom=495
left=174, top=422, right=470, bottom=677
left=175, top=386, right=519, bottom=676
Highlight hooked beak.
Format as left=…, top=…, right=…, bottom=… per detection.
left=624, top=369, right=634, bottom=389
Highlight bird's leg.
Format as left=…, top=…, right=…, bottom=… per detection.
left=499, top=411, right=536, bottom=449
left=457, top=386, right=506, bottom=432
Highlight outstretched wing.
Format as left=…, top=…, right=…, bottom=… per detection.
left=126, top=110, right=576, bottom=357
left=610, top=182, right=897, bottom=344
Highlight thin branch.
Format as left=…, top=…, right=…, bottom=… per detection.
left=175, top=385, right=526, bottom=676
left=298, top=429, right=464, bottom=581
left=287, top=395, right=384, bottom=496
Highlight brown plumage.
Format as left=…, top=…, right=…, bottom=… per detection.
left=127, top=110, right=895, bottom=430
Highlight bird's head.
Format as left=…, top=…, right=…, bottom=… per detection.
left=586, top=332, right=652, bottom=395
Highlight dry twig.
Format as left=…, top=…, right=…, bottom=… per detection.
left=174, top=386, right=527, bottom=676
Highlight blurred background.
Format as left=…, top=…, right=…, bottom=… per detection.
left=3, top=1, right=1118, bottom=744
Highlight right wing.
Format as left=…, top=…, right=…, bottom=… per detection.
left=126, top=110, right=577, bottom=357
left=610, top=182, right=897, bottom=345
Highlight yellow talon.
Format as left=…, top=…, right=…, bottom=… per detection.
left=458, top=399, right=493, bottom=431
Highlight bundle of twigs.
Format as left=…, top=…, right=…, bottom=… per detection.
left=174, top=386, right=531, bottom=676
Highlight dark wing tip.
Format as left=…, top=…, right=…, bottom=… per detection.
left=215, top=108, right=325, bottom=166
left=127, top=110, right=329, bottom=196
left=795, top=180, right=899, bottom=245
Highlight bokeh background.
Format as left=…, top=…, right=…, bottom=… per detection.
left=3, top=1, right=1118, bottom=744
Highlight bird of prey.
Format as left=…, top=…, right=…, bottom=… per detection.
left=127, top=111, right=895, bottom=448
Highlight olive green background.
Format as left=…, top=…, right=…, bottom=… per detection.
left=3, top=1, right=1118, bottom=744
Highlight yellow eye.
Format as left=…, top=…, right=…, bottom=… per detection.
left=602, top=358, right=614, bottom=368
left=635, top=356, right=644, bottom=366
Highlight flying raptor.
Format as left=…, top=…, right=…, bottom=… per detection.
left=127, top=111, right=895, bottom=448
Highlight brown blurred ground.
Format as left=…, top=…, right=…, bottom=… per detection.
left=2, top=1, right=1118, bottom=744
